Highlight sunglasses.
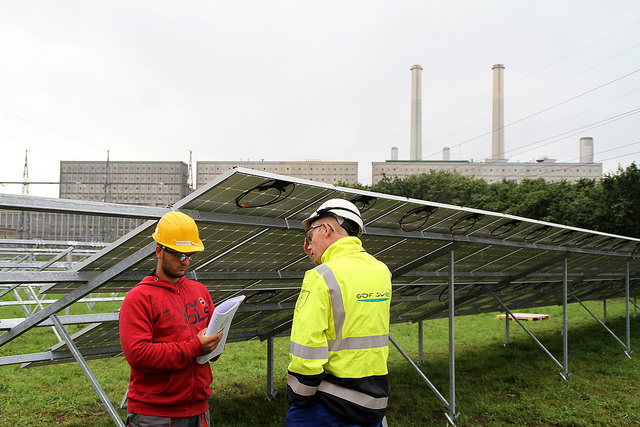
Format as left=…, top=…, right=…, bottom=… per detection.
left=162, top=246, right=195, bottom=262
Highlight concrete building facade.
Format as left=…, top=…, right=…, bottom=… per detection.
left=196, top=160, right=358, bottom=188
left=371, top=158, right=603, bottom=184
left=60, top=160, right=190, bottom=206
left=1, top=161, right=191, bottom=242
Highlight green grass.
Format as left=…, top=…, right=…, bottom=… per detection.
left=1, top=298, right=640, bottom=426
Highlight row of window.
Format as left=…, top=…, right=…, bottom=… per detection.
left=199, top=168, right=356, bottom=173
left=375, top=166, right=599, bottom=174
left=62, top=184, right=185, bottom=192
left=70, top=194, right=181, bottom=202
left=61, top=175, right=186, bottom=182
left=61, top=163, right=187, bottom=174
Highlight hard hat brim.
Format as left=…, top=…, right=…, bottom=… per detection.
left=159, top=240, right=205, bottom=253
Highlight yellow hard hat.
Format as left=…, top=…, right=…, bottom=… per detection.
left=152, top=211, right=204, bottom=252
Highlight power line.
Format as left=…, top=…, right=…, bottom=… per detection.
left=506, top=107, right=640, bottom=159
left=437, top=67, right=640, bottom=158
left=509, top=20, right=640, bottom=87
left=0, top=69, right=189, bottom=153
left=0, top=109, right=107, bottom=152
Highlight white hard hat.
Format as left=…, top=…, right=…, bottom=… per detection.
left=302, top=199, right=363, bottom=237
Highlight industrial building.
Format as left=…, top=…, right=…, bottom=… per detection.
left=196, top=160, right=358, bottom=188
left=372, top=137, right=602, bottom=184
left=60, top=160, right=191, bottom=206
left=372, top=64, right=603, bottom=184
left=0, top=160, right=358, bottom=242
left=1, top=161, right=191, bottom=242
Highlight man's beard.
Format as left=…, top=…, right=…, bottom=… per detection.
left=161, top=257, right=186, bottom=279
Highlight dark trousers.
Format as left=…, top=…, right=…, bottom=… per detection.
left=126, top=411, right=210, bottom=427
left=286, top=400, right=383, bottom=427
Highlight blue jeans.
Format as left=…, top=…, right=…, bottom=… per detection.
left=286, top=400, right=383, bottom=427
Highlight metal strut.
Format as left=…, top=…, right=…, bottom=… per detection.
left=570, top=291, right=632, bottom=358
left=51, top=314, right=125, bottom=426
left=492, top=293, right=570, bottom=380
left=264, top=336, right=277, bottom=401
left=387, top=249, right=461, bottom=426
left=389, top=335, right=449, bottom=409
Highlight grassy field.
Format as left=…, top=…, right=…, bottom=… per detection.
left=1, top=298, right=640, bottom=426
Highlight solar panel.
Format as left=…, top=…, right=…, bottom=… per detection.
left=1, top=167, right=639, bottom=424
left=4, top=167, right=638, bottom=344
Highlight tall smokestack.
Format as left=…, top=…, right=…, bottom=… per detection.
left=410, top=64, right=423, bottom=161
left=580, top=137, right=594, bottom=163
left=491, top=64, right=505, bottom=161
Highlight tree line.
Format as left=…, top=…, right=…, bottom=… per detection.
left=346, top=162, right=640, bottom=238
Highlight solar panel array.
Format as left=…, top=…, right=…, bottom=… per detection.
left=6, top=167, right=640, bottom=362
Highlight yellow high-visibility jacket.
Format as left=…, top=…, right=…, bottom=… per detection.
left=287, top=236, right=392, bottom=425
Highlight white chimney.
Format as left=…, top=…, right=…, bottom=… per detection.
left=443, top=147, right=450, bottom=161
left=391, top=146, right=399, bottom=161
left=410, top=64, right=423, bottom=161
left=580, top=137, right=594, bottom=163
left=491, top=64, right=506, bottom=161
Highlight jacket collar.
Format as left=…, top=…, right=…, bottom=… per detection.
left=320, top=236, right=364, bottom=264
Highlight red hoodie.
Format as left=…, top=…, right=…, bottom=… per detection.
left=119, top=273, right=216, bottom=417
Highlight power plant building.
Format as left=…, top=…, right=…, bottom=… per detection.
left=372, top=150, right=603, bottom=184
left=196, top=160, right=358, bottom=188
left=1, top=160, right=357, bottom=242
left=373, top=64, right=603, bottom=184
left=60, top=160, right=191, bottom=206
left=1, top=161, right=191, bottom=242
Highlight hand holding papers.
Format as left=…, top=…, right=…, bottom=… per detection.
left=197, top=295, right=245, bottom=364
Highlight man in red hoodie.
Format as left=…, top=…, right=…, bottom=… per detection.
left=119, top=211, right=223, bottom=427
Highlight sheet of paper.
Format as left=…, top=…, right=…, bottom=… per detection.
left=197, top=295, right=245, bottom=364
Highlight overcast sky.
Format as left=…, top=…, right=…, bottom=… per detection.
left=1, top=1, right=639, bottom=198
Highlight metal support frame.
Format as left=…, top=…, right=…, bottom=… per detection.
left=0, top=242, right=154, bottom=424
left=264, top=336, right=277, bottom=401
left=0, top=241, right=156, bottom=346
left=504, top=307, right=510, bottom=346
left=446, top=249, right=459, bottom=426
left=417, top=320, right=425, bottom=366
left=570, top=291, right=632, bottom=358
left=2, top=176, right=639, bottom=425
left=492, top=292, right=570, bottom=380
left=390, top=335, right=449, bottom=410
left=50, top=314, right=124, bottom=426
left=389, top=248, right=460, bottom=425
left=625, top=260, right=632, bottom=357
left=562, top=256, right=569, bottom=380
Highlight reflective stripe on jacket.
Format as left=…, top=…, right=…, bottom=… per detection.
left=287, top=236, right=391, bottom=425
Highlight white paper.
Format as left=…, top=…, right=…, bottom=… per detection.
left=197, top=295, right=245, bottom=364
